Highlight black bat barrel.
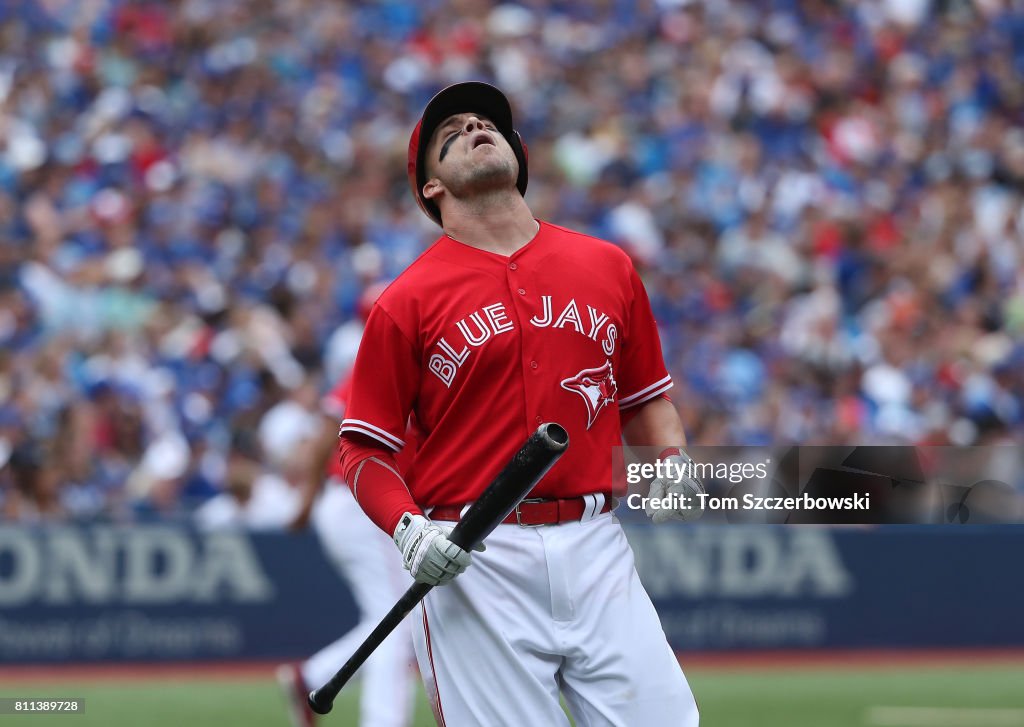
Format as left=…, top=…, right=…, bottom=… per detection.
left=447, top=422, right=569, bottom=550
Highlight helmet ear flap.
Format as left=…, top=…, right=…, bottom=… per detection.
left=407, top=119, right=442, bottom=225
left=511, top=131, right=529, bottom=199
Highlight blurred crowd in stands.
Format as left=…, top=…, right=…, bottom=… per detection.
left=2, top=0, right=1024, bottom=521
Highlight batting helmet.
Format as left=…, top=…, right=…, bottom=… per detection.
left=407, top=81, right=528, bottom=226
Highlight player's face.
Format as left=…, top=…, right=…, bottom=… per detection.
left=423, top=113, right=519, bottom=199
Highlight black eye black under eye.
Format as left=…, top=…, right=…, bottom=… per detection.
left=439, top=132, right=459, bottom=162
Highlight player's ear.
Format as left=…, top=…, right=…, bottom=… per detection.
left=422, top=178, right=444, bottom=202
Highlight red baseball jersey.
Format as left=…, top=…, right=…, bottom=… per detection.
left=340, top=221, right=671, bottom=507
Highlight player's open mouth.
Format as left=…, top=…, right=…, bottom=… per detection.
left=471, top=133, right=495, bottom=149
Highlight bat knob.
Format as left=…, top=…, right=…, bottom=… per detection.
left=308, top=689, right=333, bottom=715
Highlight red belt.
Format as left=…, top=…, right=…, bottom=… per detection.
left=430, top=493, right=613, bottom=526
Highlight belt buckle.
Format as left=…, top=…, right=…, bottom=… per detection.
left=514, top=498, right=547, bottom=527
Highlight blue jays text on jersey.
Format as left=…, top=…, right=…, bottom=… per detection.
left=427, top=295, right=619, bottom=389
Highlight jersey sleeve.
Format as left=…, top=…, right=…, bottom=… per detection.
left=339, top=304, right=419, bottom=451
left=616, top=265, right=673, bottom=410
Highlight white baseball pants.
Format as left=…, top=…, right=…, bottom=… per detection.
left=413, top=510, right=699, bottom=726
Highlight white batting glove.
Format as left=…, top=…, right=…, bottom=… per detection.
left=645, top=450, right=705, bottom=524
left=393, top=512, right=479, bottom=586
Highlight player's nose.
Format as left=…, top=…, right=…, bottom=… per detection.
left=463, top=116, right=486, bottom=133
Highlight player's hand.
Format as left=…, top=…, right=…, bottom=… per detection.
left=393, top=512, right=483, bottom=586
left=645, top=450, right=705, bottom=524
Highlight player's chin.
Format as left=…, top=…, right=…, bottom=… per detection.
left=478, top=157, right=515, bottom=177
left=456, top=164, right=516, bottom=194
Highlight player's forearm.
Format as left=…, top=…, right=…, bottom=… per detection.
left=622, top=395, right=687, bottom=449
left=312, top=417, right=341, bottom=486
left=338, top=434, right=423, bottom=533
left=297, top=419, right=337, bottom=503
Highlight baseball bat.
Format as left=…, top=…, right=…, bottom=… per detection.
left=307, top=422, right=570, bottom=714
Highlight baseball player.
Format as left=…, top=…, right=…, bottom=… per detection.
left=277, top=371, right=416, bottom=727
left=338, top=82, right=702, bottom=725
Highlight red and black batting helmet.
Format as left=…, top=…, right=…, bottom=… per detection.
left=407, top=81, right=529, bottom=226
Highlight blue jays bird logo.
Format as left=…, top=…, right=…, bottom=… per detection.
left=561, top=361, right=618, bottom=430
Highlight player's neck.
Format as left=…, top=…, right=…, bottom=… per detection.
left=441, top=196, right=539, bottom=256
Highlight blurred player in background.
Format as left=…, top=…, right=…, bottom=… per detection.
left=275, top=297, right=415, bottom=727
left=338, top=82, right=702, bottom=725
